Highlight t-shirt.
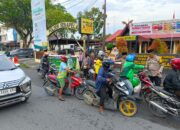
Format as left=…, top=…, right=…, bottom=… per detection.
left=58, top=62, right=67, bottom=78
left=94, top=59, right=102, bottom=74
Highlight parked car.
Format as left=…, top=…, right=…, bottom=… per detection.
left=0, top=54, right=31, bottom=107
left=10, top=48, right=34, bottom=58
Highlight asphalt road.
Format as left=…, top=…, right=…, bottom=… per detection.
left=0, top=67, right=179, bottom=130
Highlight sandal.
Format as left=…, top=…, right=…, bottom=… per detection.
left=58, top=96, right=65, bottom=101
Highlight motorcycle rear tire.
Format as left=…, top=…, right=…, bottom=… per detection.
left=75, top=86, right=85, bottom=100
left=148, top=96, right=167, bottom=118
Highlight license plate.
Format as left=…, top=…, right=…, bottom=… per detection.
left=0, top=88, right=16, bottom=96
left=119, top=82, right=125, bottom=86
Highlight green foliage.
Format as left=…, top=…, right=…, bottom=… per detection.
left=106, top=43, right=114, bottom=50
left=0, top=0, right=75, bottom=48
left=77, top=7, right=104, bottom=38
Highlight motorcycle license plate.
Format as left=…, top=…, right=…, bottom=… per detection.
left=119, top=82, right=125, bottom=86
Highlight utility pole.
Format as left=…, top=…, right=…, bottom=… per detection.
left=103, top=0, right=106, bottom=50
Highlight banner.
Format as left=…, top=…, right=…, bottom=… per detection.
left=79, top=18, right=94, bottom=34
left=130, top=19, right=180, bottom=35
left=31, top=0, right=47, bottom=49
left=116, top=36, right=136, bottom=41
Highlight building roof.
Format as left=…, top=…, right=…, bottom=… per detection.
left=105, top=29, right=123, bottom=42
left=139, top=33, right=180, bottom=40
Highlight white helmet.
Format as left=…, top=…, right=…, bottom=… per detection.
left=98, top=50, right=105, bottom=60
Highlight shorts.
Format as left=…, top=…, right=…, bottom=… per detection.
left=57, top=78, right=66, bottom=88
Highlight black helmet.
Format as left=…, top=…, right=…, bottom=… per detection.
left=102, top=60, right=111, bottom=69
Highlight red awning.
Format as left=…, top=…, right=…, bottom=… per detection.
left=105, top=30, right=123, bottom=42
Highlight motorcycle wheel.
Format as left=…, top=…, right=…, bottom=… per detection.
left=75, top=86, right=86, bottom=100
left=83, top=90, right=95, bottom=105
left=119, top=99, right=137, bottom=117
left=148, top=96, right=167, bottom=118
left=44, top=81, right=55, bottom=96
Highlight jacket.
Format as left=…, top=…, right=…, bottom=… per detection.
left=163, top=69, right=180, bottom=90
left=95, top=67, right=109, bottom=91
left=120, top=61, right=144, bottom=87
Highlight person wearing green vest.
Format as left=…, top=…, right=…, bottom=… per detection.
left=57, top=56, right=73, bottom=101
left=120, top=54, right=144, bottom=94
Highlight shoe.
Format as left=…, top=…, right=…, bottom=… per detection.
left=58, top=96, right=65, bottom=101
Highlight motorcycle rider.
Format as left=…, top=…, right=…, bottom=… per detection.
left=41, top=49, right=49, bottom=76
left=96, top=60, right=113, bottom=114
left=94, top=51, right=105, bottom=79
left=57, top=56, right=73, bottom=101
left=163, top=58, right=180, bottom=97
left=120, top=54, right=144, bottom=94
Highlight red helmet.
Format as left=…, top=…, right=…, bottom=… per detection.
left=170, top=58, right=180, bottom=70
left=61, top=56, right=68, bottom=62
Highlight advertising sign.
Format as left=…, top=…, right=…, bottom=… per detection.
left=130, top=19, right=180, bottom=35
left=79, top=18, right=94, bottom=34
left=31, top=0, right=47, bottom=49
left=116, top=36, right=136, bottom=41
left=47, top=22, right=78, bottom=36
left=130, top=23, right=152, bottom=35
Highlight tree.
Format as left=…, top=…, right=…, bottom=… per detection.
left=106, top=43, right=114, bottom=51
left=116, top=38, right=128, bottom=53
left=77, top=7, right=104, bottom=39
left=0, top=0, right=75, bottom=48
left=149, top=39, right=169, bottom=54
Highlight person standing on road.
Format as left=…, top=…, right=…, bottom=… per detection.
left=146, top=49, right=163, bottom=86
left=57, top=56, right=73, bottom=101
left=82, top=53, right=91, bottom=78
left=78, top=50, right=83, bottom=69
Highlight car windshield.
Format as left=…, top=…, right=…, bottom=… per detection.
left=0, top=55, right=16, bottom=71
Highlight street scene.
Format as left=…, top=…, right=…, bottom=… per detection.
left=0, top=0, right=180, bottom=130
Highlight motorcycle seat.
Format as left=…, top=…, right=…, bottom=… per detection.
left=86, top=80, right=96, bottom=88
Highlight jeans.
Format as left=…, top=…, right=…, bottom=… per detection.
left=123, top=79, right=134, bottom=95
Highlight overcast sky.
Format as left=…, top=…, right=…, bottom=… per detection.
left=51, top=0, right=180, bottom=34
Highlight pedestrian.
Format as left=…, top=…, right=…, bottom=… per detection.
left=81, top=53, right=90, bottom=78
left=78, top=50, right=83, bottom=69
left=146, top=49, right=163, bottom=86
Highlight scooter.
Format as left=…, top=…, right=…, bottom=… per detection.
left=83, top=72, right=138, bottom=117
left=42, top=65, right=85, bottom=100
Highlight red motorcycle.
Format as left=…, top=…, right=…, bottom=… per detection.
left=138, top=71, right=153, bottom=102
left=42, top=65, right=85, bottom=100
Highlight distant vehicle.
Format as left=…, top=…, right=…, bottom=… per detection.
left=10, top=48, right=34, bottom=58
left=0, top=54, right=31, bottom=107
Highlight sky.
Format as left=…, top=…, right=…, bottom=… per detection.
left=51, top=0, right=180, bottom=34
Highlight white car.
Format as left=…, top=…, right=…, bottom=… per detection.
left=0, top=54, right=31, bottom=107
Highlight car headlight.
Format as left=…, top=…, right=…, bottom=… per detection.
left=19, top=76, right=31, bottom=93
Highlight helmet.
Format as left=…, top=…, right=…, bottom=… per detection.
left=102, top=60, right=111, bottom=69
left=98, top=50, right=105, bottom=60
left=61, top=56, right=68, bottom=63
left=170, top=58, right=180, bottom=70
left=126, top=54, right=136, bottom=62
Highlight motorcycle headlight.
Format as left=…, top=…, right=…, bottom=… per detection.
left=19, top=76, right=31, bottom=93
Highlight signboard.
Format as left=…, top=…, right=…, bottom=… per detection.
left=79, top=18, right=94, bottom=34
left=130, top=19, right=180, bottom=35
left=116, top=36, right=136, bottom=41
left=134, top=54, right=179, bottom=68
left=31, top=0, right=47, bottom=49
left=47, top=22, right=78, bottom=36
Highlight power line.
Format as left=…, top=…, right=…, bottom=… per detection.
left=67, top=0, right=84, bottom=10
left=61, top=0, right=73, bottom=4
left=84, top=0, right=98, bottom=11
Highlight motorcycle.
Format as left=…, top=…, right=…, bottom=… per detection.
left=83, top=72, right=138, bottom=117
left=42, top=65, right=85, bottom=100
left=137, top=71, right=180, bottom=118
left=37, top=57, right=49, bottom=79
